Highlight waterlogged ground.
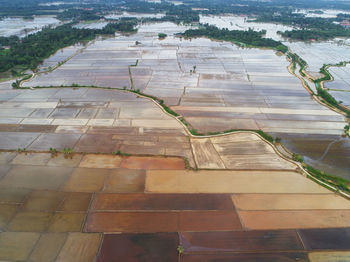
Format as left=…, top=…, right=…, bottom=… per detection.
left=201, top=14, right=350, bottom=77
left=16, top=21, right=350, bottom=178
left=37, top=44, right=87, bottom=71
left=287, top=41, right=350, bottom=76
left=325, top=64, right=350, bottom=107
left=0, top=16, right=60, bottom=37
left=200, top=14, right=296, bottom=41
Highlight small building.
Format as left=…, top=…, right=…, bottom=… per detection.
left=340, top=20, right=350, bottom=28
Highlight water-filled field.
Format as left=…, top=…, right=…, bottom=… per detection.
left=17, top=21, right=350, bottom=178
left=326, top=64, right=350, bottom=107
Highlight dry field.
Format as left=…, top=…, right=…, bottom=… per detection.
left=0, top=148, right=350, bottom=261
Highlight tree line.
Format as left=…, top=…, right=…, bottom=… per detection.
left=279, top=28, right=350, bottom=41
left=182, top=25, right=288, bottom=52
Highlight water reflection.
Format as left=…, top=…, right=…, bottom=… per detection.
left=16, top=20, right=350, bottom=179
left=0, top=16, right=60, bottom=37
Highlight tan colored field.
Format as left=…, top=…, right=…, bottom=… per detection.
left=0, top=150, right=349, bottom=261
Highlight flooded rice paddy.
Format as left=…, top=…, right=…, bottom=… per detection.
left=1, top=19, right=349, bottom=178
left=0, top=85, right=196, bottom=165
left=37, top=44, right=87, bottom=71
left=325, top=64, right=350, bottom=107
left=287, top=41, right=350, bottom=76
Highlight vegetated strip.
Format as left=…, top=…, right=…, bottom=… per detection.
left=286, top=55, right=350, bottom=189
left=287, top=52, right=308, bottom=78
left=280, top=28, right=350, bottom=41
left=313, top=62, right=350, bottom=118
left=288, top=51, right=350, bottom=117
left=314, top=64, right=350, bottom=117
left=306, top=165, right=350, bottom=193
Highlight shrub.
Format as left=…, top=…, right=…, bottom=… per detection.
left=293, top=153, right=304, bottom=163
left=62, top=148, right=74, bottom=158
left=256, top=130, right=274, bottom=143
left=112, top=150, right=131, bottom=156
left=49, top=147, right=58, bottom=157
left=306, top=165, right=350, bottom=193
left=158, top=33, right=167, bottom=39
left=177, top=245, right=184, bottom=254
left=17, top=148, right=26, bottom=153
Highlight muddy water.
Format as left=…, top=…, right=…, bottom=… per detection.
left=274, top=133, right=350, bottom=178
